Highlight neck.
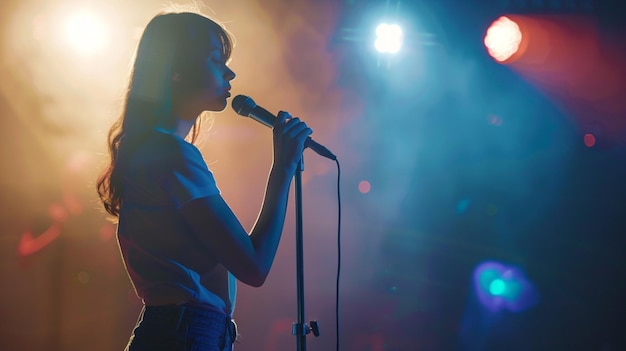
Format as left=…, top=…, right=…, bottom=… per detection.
left=169, top=101, right=202, bottom=139
left=172, top=118, right=195, bottom=139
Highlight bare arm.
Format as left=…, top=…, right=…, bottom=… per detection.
left=179, top=111, right=312, bottom=287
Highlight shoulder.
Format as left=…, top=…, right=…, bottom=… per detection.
left=152, top=129, right=198, bottom=156
left=128, top=129, right=203, bottom=172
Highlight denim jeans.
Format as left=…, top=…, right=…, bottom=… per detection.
left=125, top=303, right=237, bottom=351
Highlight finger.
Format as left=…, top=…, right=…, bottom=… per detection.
left=282, top=118, right=303, bottom=134
left=275, top=111, right=290, bottom=128
left=294, top=128, right=313, bottom=145
left=286, top=122, right=310, bottom=138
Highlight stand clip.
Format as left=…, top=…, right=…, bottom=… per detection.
left=292, top=321, right=320, bottom=337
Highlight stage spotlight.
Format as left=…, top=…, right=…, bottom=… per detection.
left=63, top=11, right=109, bottom=56
left=473, top=261, right=538, bottom=312
left=489, top=278, right=506, bottom=296
left=480, top=270, right=522, bottom=300
left=484, top=16, right=523, bottom=63
left=375, top=23, right=404, bottom=54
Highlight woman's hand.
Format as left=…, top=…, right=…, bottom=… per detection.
left=272, top=111, right=313, bottom=175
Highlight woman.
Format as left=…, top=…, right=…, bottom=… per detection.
left=96, top=10, right=312, bottom=351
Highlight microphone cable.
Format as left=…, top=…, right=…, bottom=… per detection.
left=334, top=158, right=342, bottom=351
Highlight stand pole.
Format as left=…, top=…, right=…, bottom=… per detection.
left=292, top=156, right=320, bottom=350
left=294, top=157, right=306, bottom=351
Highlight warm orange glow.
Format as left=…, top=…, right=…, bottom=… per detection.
left=18, top=223, right=62, bottom=257
left=484, top=16, right=523, bottom=63
left=2, top=2, right=361, bottom=350
left=63, top=11, right=109, bottom=56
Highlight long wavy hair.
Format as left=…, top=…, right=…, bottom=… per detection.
left=96, top=11, right=234, bottom=219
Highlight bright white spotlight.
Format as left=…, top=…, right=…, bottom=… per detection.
left=484, top=16, right=523, bottom=63
left=375, top=23, right=403, bottom=54
left=63, top=11, right=109, bottom=56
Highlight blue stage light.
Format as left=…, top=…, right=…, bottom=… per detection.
left=374, top=23, right=404, bottom=54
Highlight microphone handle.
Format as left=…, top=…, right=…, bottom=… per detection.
left=305, top=138, right=337, bottom=161
left=250, top=106, right=337, bottom=161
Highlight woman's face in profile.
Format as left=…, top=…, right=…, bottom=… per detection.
left=176, top=33, right=236, bottom=116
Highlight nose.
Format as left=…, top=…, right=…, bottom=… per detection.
left=225, top=66, right=236, bottom=81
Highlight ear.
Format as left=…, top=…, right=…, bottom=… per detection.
left=172, top=72, right=182, bottom=82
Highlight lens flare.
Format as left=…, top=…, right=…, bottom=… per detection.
left=474, top=261, right=538, bottom=312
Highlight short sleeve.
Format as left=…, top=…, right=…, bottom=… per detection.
left=161, top=143, right=220, bottom=208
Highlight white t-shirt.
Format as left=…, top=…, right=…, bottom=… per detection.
left=117, top=128, right=236, bottom=315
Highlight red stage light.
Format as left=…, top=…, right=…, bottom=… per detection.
left=484, top=16, right=523, bottom=63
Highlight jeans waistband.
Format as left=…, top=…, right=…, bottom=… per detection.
left=143, top=303, right=237, bottom=344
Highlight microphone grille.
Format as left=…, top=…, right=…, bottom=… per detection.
left=231, top=95, right=256, bottom=117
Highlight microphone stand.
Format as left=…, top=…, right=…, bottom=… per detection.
left=292, top=157, right=319, bottom=351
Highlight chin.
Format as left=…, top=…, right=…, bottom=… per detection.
left=209, top=99, right=229, bottom=112
left=205, top=105, right=226, bottom=113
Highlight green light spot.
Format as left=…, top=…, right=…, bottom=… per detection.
left=489, top=279, right=506, bottom=296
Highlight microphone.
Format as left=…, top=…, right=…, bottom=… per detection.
left=231, top=95, right=337, bottom=160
